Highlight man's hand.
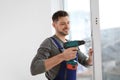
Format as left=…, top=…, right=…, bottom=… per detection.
left=62, top=47, right=78, bottom=61
left=87, top=48, right=93, bottom=65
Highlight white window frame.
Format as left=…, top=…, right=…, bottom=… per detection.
left=90, top=0, right=102, bottom=80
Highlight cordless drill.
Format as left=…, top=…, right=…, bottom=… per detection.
left=63, top=40, right=85, bottom=70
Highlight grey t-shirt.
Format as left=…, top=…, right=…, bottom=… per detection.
left=31, top=35, right=88, bottom=80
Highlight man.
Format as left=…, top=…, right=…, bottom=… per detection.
left=30, top=10, right=93, bottom=80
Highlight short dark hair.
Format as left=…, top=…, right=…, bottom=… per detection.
left=52, top=10, right=69, bottom=22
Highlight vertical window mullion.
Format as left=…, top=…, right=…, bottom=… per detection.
left=90, top=0, right=102, bottom=80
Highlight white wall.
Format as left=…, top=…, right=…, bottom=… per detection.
left=0, top=0, right=53, bottom=80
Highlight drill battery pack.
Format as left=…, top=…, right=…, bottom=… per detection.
left=66, top=60, right=78, bottom=70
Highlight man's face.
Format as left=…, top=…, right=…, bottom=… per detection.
left=53, top=16, right=70, bottom=36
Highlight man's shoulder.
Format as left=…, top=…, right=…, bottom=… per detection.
left=42, top=37, right=52, bottom=43
left=43, top=35, right=57, bottom=42
left=41, top=35, right=55, bottom=44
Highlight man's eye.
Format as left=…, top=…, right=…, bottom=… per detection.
left=61, top=23, right=65, bottom=25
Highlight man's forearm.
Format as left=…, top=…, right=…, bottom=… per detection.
left=87, top=56, right=93, bottom=66
left=45, top=53, right=64, bottom=71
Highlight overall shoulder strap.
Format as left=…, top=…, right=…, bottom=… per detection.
left=50, top=37, right=63, bottom=52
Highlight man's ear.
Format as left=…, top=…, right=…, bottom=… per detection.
left=52, top=22, right=56, bottom=28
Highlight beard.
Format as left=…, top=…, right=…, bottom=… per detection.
left=58, top=30, right=69, bottom=36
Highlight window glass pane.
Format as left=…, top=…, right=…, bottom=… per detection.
left=99, top=0, right=120, bottom=80
left=64, top=0, right=93, bottom=80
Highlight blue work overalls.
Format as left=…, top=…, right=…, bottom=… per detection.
left=51, top=37, right=78, bottom=80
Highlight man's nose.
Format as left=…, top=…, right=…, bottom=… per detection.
left=65, top=24, right=69, bottom=28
